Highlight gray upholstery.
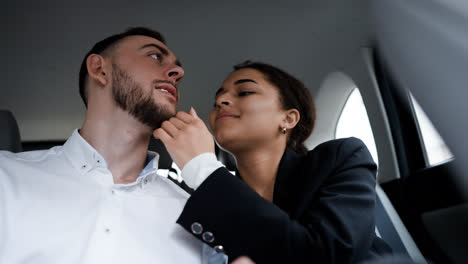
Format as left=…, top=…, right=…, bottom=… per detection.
left=0, top=110, right=22, bottom=152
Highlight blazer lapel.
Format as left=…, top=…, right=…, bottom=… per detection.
left=273, top=148, right=304, bottom=214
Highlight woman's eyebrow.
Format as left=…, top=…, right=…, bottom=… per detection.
left=215, top=88, right=225, bottom=98
left=215, top=79, right=258, bottom=98
left=234, top=79, right=257, bottom=85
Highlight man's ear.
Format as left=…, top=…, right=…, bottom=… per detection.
left=86, top=54, right=109, bottom=87
left=282, top=109, right=300, bottom=130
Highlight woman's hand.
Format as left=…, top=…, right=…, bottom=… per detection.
left=153, top=108, right=215, bottom=169
left=232, top=256, right=255, bottom=264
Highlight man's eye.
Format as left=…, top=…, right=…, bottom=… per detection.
left=239, top=91, right=254, bottom=96
left=150, top=54, right=160, bottom=60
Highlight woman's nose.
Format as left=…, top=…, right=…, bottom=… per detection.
left=215, top=94, right=231, bottom=107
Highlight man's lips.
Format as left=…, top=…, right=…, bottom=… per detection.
left=155, top=84, right=177, bottom=101
left=216, top=112, right=240, bottom=121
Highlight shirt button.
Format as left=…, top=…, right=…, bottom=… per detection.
left=105, top=228, right=111, bottom=233
left=81, top=165, right=87, bottom=169
left=214, top=245, right=224, bottom=253
left=202, top=231, right=215, bottom=243
left=111, top=190, right=115, bottom=195
left=143, top=179, right=148, bottom=184
left=191, top=222, right=203, bottom=235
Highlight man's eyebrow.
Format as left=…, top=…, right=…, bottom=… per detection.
left=140, top=43, right=181, bottom=66
left=139, top=43, right=169, bottom=56
left=234, top=79, right=257, bottom=85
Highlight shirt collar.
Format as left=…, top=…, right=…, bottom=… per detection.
left=63, top=129, right=160, bottom=177
left=140, top=151, right=159, bottom=177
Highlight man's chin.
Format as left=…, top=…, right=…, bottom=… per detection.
left=127, top=101, right=175, bottom=131
left=147, top=109, right=176, bottom=130
left=158, top=99, right=177, bottom=113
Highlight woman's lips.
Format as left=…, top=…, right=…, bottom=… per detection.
left=216, top=112, right=240, bottom=121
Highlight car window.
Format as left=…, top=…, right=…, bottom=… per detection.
left=410, top=94, right=454, bottom=166
left=335, top=88, right=379, bottom=164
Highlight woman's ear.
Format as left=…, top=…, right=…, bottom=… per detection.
left=86, top=54, right=109, bottom=87
left=282, top=109, right=300, bottom=130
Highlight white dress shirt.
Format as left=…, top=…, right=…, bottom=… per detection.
left=0, top=129, right=224, bottom=264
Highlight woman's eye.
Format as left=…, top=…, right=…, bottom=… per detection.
left=150, top=54, right=160, bottom=60
left=239, top=91, right=254, bottom=96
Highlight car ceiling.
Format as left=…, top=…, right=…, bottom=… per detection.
left=2, top=0, right=372, bottom=141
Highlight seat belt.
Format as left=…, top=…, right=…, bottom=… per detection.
left=166, top=167, right=194, bottom=194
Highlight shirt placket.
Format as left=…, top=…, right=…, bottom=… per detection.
left=83, top=168, right=124, bottom=263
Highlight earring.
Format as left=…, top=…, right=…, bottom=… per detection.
left=282, top=127, right=287, bottom=134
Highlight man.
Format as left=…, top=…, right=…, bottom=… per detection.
left=0, top=27, right=224, bottom=264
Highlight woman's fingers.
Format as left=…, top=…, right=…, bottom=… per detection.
left=156, top=110, right=199, bottom=140
left=189, top=107, right=199, bottom=119
left=153, top=128, right=172, bottom=143
left=161, top=120, right=179, bottom=138
left=176, top=111, right=195, bottom=124
left=153, top=108, right=215, bottom=169
left=232, top=256, right=255, bottom=264
left=168, top=116, right=186, bottom=130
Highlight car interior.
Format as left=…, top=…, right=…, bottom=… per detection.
left=2, top=0, right=467, bottom=263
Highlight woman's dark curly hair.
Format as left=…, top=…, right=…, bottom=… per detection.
left=233, top=61, right=316, bottom=153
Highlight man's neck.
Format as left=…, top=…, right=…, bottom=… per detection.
left=80, top=109, right=153, bottom=184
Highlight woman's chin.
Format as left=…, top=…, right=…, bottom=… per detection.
left=214, top=131, right=232, bottom=144
left=215, top=130, right=252, bottom=153
left=215, top=138, right=231, bottom=150
left=215, top=137, right=236, bottom=153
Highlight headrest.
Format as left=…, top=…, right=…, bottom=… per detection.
left=0, top=110, right=23, bottom=153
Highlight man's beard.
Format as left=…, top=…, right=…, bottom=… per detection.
left=111, top=63, right=175, bottom=129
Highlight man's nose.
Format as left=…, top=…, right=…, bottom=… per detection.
left=166, top=65, right=184, bottom=83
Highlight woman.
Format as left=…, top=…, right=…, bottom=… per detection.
left=155, top=61, right=392, bottom=263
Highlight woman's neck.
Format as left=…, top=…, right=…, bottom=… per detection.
left=234, top=143, right=286, bottom=202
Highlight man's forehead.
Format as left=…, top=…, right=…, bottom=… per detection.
left=119, top=35, right=169, bottom=51
left=112, top=35, right=181, bottom=66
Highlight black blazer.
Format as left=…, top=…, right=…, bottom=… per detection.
left=177, top=137, right=392, bottom=263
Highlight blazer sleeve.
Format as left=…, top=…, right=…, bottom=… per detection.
left=177, top=138, right=378, bottom=264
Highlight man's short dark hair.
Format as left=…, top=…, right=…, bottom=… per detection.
left=78, top=27, right=166, bottom=107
